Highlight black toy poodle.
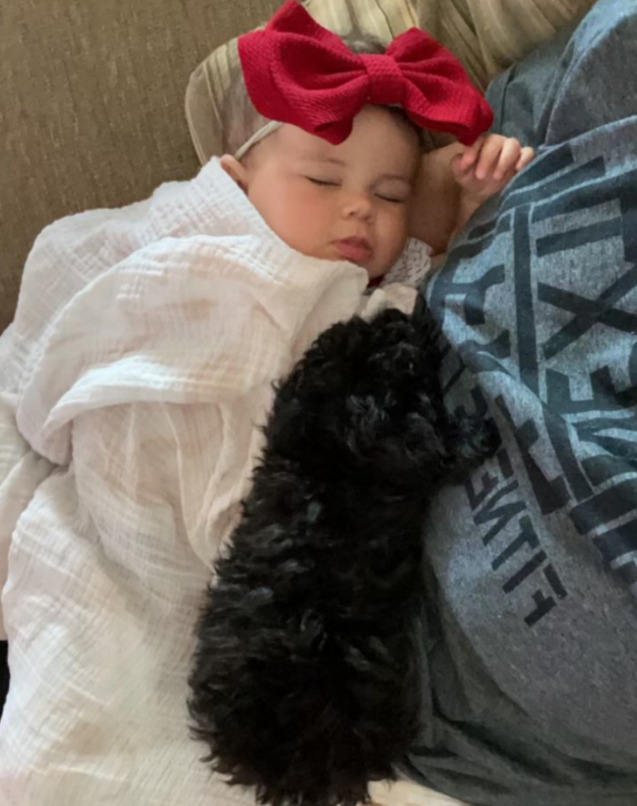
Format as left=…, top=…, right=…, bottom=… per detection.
left=188, top=307, right=497, bottom=806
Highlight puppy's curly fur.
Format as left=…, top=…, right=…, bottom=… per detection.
left=188, top=308, right=497, bottom=806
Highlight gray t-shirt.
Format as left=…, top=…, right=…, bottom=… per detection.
left=404, top=1, right=637, bottom=803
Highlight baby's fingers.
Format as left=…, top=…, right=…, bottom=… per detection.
left=515, top=146, right=536, bottom=172
left=475, top=136, right=507, bottom=180
left=493, top=138, right=523, bottom=181
left=456, top=135, right=485, bottom=172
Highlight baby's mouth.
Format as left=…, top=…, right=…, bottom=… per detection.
left=333, top=237, right=373, bottom=265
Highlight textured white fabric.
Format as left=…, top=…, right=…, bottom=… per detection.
left=0, top=159, right=455, bottom=806
left=380, top=238, right=433, bottom=289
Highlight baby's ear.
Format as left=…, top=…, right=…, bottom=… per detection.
left=220, top=154, right=249, bottom=192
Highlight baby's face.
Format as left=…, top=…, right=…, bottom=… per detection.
left=222, top=106, right=421, bottom=279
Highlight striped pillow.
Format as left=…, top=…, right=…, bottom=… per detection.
left=418, top=0, right=597, bottom=90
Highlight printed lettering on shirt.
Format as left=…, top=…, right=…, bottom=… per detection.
left=424, top=142, right=637, bottom=611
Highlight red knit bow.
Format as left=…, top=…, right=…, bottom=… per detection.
left=238, top=0, right=493, bottom=147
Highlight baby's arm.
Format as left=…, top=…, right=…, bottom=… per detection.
left=409, top=135, right=535, bottom=262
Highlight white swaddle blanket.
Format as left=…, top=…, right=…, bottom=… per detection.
left=0, top=159, right=457, bottom=806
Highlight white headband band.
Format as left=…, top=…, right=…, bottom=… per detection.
left=234, top=120, right=282, bottom=160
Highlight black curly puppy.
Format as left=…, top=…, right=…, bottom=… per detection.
left=188, top=307, right=497, bottom=806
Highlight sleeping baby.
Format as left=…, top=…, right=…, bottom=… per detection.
left=219, top=0, right=534, bottom=295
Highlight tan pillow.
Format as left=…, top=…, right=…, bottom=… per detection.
left=185, top=0, right=597, bottom=162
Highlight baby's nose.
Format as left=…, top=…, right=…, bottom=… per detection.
left=342, top=191, right=373, bottom=219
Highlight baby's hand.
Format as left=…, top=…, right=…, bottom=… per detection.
left=451, top=134, right=535, bottom=203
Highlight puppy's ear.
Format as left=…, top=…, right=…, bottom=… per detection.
left=220, top=155, right=249, bottom=192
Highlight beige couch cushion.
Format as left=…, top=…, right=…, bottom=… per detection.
left=0, top=0, right=282, bottom=334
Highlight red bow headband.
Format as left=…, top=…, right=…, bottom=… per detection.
left=238, top=0, right=493, bottom=148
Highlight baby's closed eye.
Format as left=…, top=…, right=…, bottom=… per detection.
left=306, top=177, right=340, bottom=187
left=375, top=192, right=406, bottom=204
left=373, top=178, right=412, bottom=204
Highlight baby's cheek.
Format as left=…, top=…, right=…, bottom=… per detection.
left=267, top=193, right=318, bottom=249
left=383, top=211, right=409, bottom=254
left=282, top=202, right=331, bottom=259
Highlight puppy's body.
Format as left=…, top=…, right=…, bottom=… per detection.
left=188, top=309, right=496, bottom=806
